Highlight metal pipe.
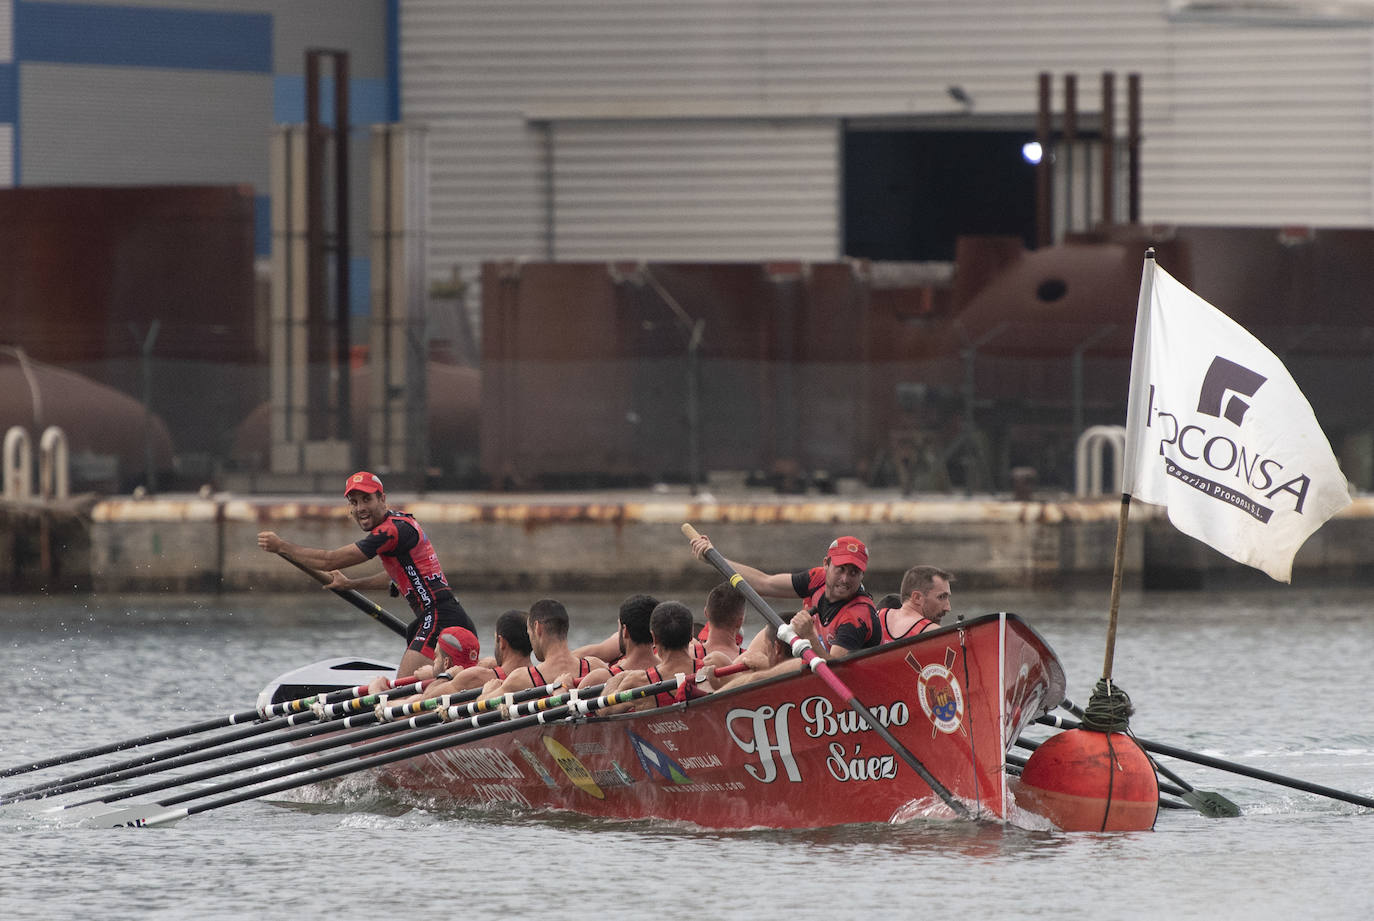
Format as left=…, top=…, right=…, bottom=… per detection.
left=333, top=52, right=352, bottom=449
left=1101, top=71, right=1115, bottom=226
left=1064, top=74, right=1077, bottom=234
left=1036, top=72, right=1053, bottom=248
left=305, top=51, right=329, bottom=440
left=1128, top=72, right=1142, bottom=224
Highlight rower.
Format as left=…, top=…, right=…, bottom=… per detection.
left=570, top=592, right=659, bottom=666
left=428, top=611, right=535, bottom=699
left=879, top=565, right=954, bottom=643
left=577, top=594, right=660, bottom=689
left=714, top=629, right=805, bottom=692
left=484, top=599, right=604, bottom=697
left=602, top=601, right=709, bottom=712
left=369, top=625, right=481, bottom=699
left=692, top=580, right=747, bottom=663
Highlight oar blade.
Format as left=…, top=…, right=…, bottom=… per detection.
left=81, top=804, right=188, bottom=829
left=1181, top=789, right=1242, bottom=818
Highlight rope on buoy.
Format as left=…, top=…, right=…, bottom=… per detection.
left=1080, top=678, right=1134, bottom=733
left=1082, top=678, right=1135, bottom=830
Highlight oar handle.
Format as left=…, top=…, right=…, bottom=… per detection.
left=280, top=553, right=412, bottom=638
left=681, top=522, right=969, bottom=818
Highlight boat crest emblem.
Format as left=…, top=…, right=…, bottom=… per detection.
left=905, top=649, right=965, bottom=736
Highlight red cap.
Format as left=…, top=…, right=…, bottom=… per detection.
left=344, top=471, right=384, bottom=496
left=826, top=536, right=868, bottom=571
left=436, top=626, right=481, bottom=667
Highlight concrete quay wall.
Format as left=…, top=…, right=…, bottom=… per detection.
left=68, top=492, right=1374, bottom=595
left=7, top=492, right=1371, bottom=595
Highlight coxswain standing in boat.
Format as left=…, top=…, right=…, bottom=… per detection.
left=602, top=601, right=710, bottom=712
left=576, top=594, right=660, bottom=689
left=688, top=533, right=881, bottom=659
left=484, top=599, right=605, bottom=697
left=879, top=565, right=954, bottom=643
left=257, top=471, right=477, bottom=681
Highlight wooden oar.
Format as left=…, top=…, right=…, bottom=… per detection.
left=681, top=523, right=970, bottom=819
left=0, top=673, right=423, bottom=788
left=1056, top=698, right=1241, bottom=818
left=0, top=673, right=428, bottom=802
left=1036, top=713, right=1374, bottom=810
left=278, top=553, right=413, bottom=639
left=85, top=670, right=712, bottom=828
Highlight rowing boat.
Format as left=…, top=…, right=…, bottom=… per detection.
left=260, top=612, right=1066, bottom=829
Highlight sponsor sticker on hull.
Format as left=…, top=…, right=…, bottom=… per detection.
left=543, top=736, right=604, bottom=799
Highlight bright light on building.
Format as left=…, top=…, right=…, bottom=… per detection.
left=1022, top=141, right=1043, bottom=164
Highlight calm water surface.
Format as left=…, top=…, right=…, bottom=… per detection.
left=1, top=587, right=1371, bottom=920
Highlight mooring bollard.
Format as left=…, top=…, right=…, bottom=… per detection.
left=3, top=426, right=33, bottom=501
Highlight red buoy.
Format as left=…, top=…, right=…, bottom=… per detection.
left=1016, top=728, right=1158, bottom=831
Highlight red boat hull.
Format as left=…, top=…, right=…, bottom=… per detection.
left=375, top=612, right=1065, bottom=828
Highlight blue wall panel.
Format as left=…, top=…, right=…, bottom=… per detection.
left=15, top=1, right=270, bottom=72
left=273, top=74, right=390, bottom=126
left=0, top=62, right=15, bottom=121
left=254, top=193, right=270, bottom=257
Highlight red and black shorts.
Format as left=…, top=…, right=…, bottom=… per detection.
left=407, top=592, right=476, bottom=659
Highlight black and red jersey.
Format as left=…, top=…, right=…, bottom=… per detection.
left=790, top=566, right=880, bottom=652
left=354, top=510, right=452, bottom=616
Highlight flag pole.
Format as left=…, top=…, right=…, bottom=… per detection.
left=1102, top=246, right=1156, bottom=682
left=1101, top=493, right=1131, bottom=681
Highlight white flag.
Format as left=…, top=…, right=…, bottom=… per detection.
left=1123, top=254, right=1351, bottom=582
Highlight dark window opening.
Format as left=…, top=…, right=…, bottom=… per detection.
left=843, top=129, right=1040, bottom=262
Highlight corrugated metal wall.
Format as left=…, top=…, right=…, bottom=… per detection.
left=1145, top=23, right=1374, bottom=225
left=549, top=119, right=838, bottom=260
left=401, top=0, right=1170, bottom=297
left=403, top=1, right=1374, bottom=305
left=21, top=64, right=272, bottom=186
left=1, top=0, right=12, bottom=187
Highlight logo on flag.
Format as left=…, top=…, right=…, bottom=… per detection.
left=1197, top=357, right=1266, bottom=425
left=1122, top=256, right=1351, bottom=582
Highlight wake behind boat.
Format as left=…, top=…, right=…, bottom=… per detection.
left=259, top=612, right=1065, bottom=828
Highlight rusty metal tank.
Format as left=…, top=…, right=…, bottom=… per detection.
left=0, top=348, right=174, bottom=491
